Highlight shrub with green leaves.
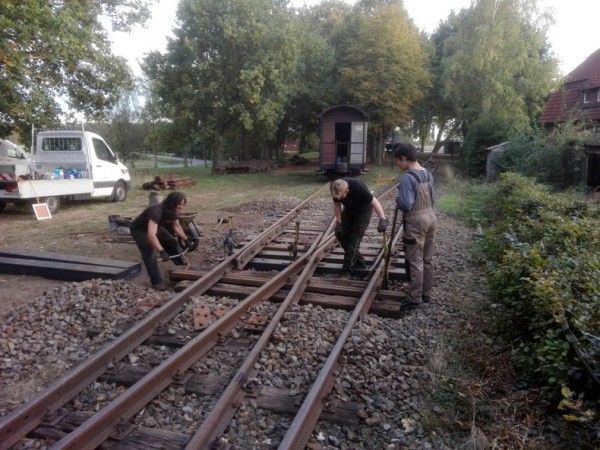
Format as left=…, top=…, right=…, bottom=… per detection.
left=484, top=173, right=600, bottom=401
left=497, top=120, right=592, bottom=189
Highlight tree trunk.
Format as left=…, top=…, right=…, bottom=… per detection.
left=241, top=129, right=250, bottom=161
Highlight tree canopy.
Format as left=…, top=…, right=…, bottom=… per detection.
left=0, top=0, right=155, bottom=137
left=337, top=1, right=430, bottom=162
left=2, top=0, right=563, bottom=172
left=144, top=0, right=312, bottom=167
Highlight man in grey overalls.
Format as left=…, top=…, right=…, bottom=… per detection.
left=393, top=143, right=437, bottom=308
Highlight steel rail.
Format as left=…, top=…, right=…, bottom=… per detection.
left=184, top=234, right=338, bottom=449
left=48, top=236, right=325, bottom=450
left=0, top=186, right=329, bottom=450
left=234, top=182, right=330, bottom=269
left=0, top=265, right=232, bottom=450
left=186, top=187, right=400, bottom=449
left=278, top=249, right=386, bottom=449
left=276, top=188, right=397, bottom=449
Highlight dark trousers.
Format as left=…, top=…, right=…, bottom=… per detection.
left=130, top=227, right=184, bottom=285
left=335, top=206, right=372, bottom=269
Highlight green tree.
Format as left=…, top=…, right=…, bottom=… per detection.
left=143, top=0, right=303, bottom=169
left=338, top=1, right=431, bottom=164
left=89, top=84, right=151, bottom=166
left=439, top=0, right=559, bottom=175
left=0, top=0, right=155, bottom=138
left=412, top=15, right=465, bottom=153
left=279, top=1, right=350, bottom=154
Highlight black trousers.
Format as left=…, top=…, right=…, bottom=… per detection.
left=335, top=206, right=372, bottom=269
left=130, top=227, right=185, bottom=285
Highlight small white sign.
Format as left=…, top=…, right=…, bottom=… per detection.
left=32, top=203, right=52, bottom=220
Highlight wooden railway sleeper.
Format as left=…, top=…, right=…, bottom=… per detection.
left=41, top=409, right=68, bottom=427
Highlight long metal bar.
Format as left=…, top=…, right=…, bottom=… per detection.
left=184, top=234, right=336, bottom=449
left=0, top=187, right=328, bottom=450
left=0, top=254, right=235, bottom=450
left=276, top=187, right=399, bottom=450
left=278, top=257, right=385, bottom=450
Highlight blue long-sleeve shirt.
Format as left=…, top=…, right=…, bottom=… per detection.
left=396, top=169, right=435, bottom=212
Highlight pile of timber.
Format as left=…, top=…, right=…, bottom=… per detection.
left=213, top=160, right=280, bottom=175
left=0, top=249, right=141, bottom=281
left=142, top=175, right=196, bottom=190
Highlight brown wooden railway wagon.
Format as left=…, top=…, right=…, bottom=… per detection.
left=319, top=104, right=368, bottom=177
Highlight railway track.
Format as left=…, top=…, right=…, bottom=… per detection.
left=0, top=182, right=410, bottom=450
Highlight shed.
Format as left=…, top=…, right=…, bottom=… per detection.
left=319, top=105, right=368, bottom=177
left=485, top=141, right=510, bottom=182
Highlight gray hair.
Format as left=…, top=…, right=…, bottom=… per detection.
left=330, top=179, right=348, bottom=200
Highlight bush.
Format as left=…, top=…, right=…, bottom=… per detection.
left=497, top=121, right=592, bottom=189
left=483, top=173, right=600, bottom=402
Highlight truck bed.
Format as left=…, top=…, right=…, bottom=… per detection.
left=0, top=178, right=94, bottom=199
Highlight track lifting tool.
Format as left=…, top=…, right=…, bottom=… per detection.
left=223, top=215, right=236, bottom=257
left=288, top=219, right=300, bottom=262
left=382, top=206, right=399, bottom=289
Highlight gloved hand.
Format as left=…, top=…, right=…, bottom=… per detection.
left=377, top=218, right=388, bottom=233
left=334, top=222, right=343, bottom=234
left=182, top=239, right=192, bottom=250
left=159, top=250, right=170, bottom=261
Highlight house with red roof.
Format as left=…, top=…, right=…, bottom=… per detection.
left=540, top=48, right=600, bottom=187
left=540, top=48, right=600, bottom=127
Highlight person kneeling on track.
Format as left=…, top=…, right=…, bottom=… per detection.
left=130, top=191, right=192, bottom=291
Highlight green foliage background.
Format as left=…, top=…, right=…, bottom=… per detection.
left=480, top=173, right=600, bottom=402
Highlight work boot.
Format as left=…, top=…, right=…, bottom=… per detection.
left=353, top=260, right=367, bottom=270
left=340, top=265, right=353, bottom=277
left=422, top=295, right=432, bottom=303
left=151, top=281, right=171, bottom=291
left=401, top=296, right=422, bottom=310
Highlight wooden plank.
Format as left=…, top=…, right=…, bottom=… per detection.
left=32, top=411, right=190, bottom=450
left=0, top=248, right=139, bottom=269
left=0, top=256, right=141, bottom=281
left=105, top=365, right=360, bottom=427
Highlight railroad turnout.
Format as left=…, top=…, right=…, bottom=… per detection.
left=0, top=182, right=414, bottom=450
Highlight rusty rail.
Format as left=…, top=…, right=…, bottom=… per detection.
left=0, top=185, right=331, bottom=450
left=1, top=182, right=405, bottom=450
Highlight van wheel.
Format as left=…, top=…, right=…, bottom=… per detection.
left=43, top=196, right=61, bottom=214
left=112, top=181, right=128, bottom=202
left=0, top=200, right=6, bottom=213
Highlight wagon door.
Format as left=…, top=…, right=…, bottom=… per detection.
left=349, top=122, right=366, bottom=167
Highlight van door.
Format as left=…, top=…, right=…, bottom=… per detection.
left=90, top=137, right=121, bottom=196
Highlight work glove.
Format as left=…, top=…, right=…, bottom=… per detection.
left=377, top=218, right=388, bottom=233
left=159, top=250, right=170, bottom=262
left=182, top=239, right=192, bottom=250
left=334, top=222, right=343, bottom=234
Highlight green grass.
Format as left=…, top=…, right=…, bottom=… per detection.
left=436, top=179, right=493, bottom=228
left=126, top=156, right=403, bottom=211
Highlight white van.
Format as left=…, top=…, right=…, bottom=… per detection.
left=0, top=130, right=131, bottom=214
left=0, top=139, right=31, bottom=179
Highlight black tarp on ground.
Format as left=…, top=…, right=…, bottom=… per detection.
left=0, top=249, right=141, bottom=281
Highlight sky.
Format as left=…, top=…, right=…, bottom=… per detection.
left=109, top=0, right=600, bottom=77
